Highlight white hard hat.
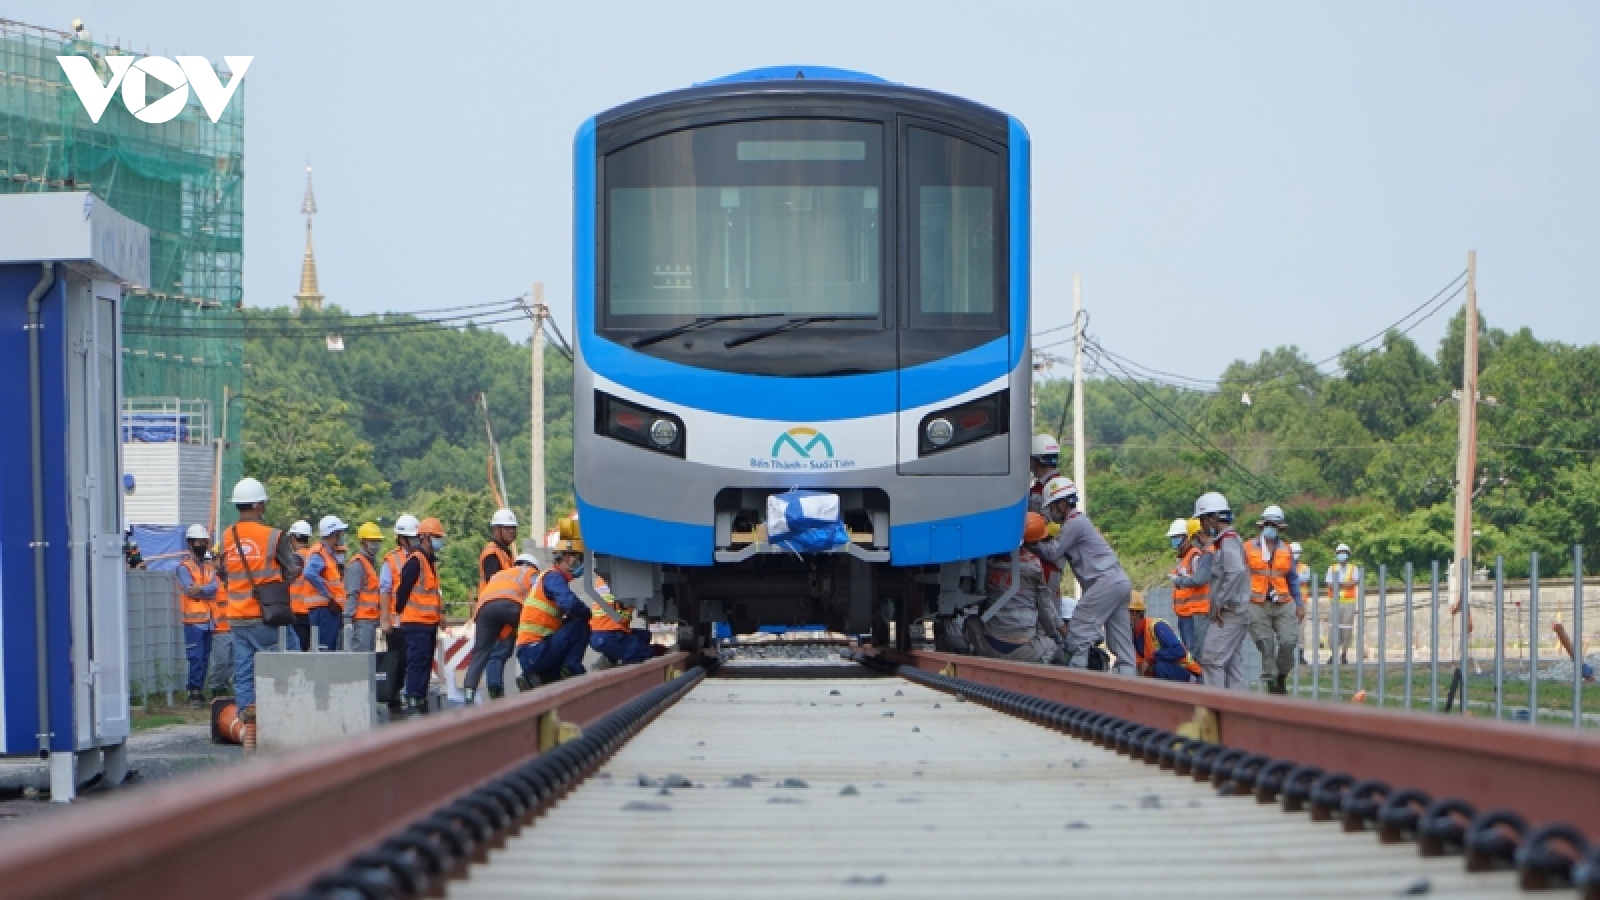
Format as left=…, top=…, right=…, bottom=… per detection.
left=1166, top=518, right=1188, bottom=538
left=1030, top=434, right=1061, bottom=458
left=1194, top=491, right=1230, bottom=518
left=318, top=515, right=348, bottom=538
left=514, top=552, right=540, bottom=566
left=1259, top=505, right=1286, bottom=525
left=1290, top=542, right=1303, bottom=555
left=1042, top=476, right=1078, bottom=507
left=490, top=508, right=519, bottom=528
left=231, top=477, right=267, bottom=505
left=186, top=524, right=210, bottom=541
left=1336, top=543, right=1352, bottom=555
left=288, top=520, right=312, bottom=538
left=393, top=514, right=420, bottom=537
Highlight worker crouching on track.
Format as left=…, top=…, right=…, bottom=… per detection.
left=589, top=576, right=659, bottom=666
left=1036, top=477, right=1137, bottom=675
left=962, top=512, right=1063, bottom=664
left=394, top=517, right=447, bottom=715
left=515, top=541, right=592, bottom=688
left=464, top=551, right=541, bottom=702
left=1193, top=491, right=1251, bottom=689
left=1245, top=505, right=1302, bottom=694
left=178, top=524, right=218, bottom=708
left=344, top=522, right=385, bottom=652
left=1167, top=517, right=1211, bottom=654
left=1129, top=593, right=1202, bottom=682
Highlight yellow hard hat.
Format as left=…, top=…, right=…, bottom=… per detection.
left=555, top=537, right=585, bottom=554
left=1129, top=592, right=1147, bottom=612
left=357, top=522, right=383, bottom=541
left=1186, top=518, right=1202, bottom=537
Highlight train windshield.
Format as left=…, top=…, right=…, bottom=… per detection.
left=606, top=119, right=883, bottom=324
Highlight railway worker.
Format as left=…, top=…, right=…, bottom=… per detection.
left=1027, top=434, right=1062, bottom=515
left=344, top=522, right=386, bottom=653
left=300, top=516, right=349, bottom=651
left=1245, top=505, right=1302, bottom=695
left=1036, top=477, right=1137, bottom=675
left=217, top=478, right=302, bottom=722
left=1165, top=518, right=1208, bottom=653
left=464, top=552, right=541, bottom=701
left=394, top=517, right=447, bottom=714
left=178, top=524, right=218, bottom=708
left=588, top=576, right=659, bottom=666
left=515, top=540, right=592, bottom=688
left=962, top=512, right=1062, bottom=664
left=207, top=538, right=235, bottom=700
left=480, top=508, right=519, bottom=588
left=287, top=519, right=316, bottom=652
left=1325, top=543, right=1361, bottom=664
left=1193, top=491, right=1251, bottom=689
left=380, top=515, right=421, bottom=716
left=1292, top=541, right=1310, bottom=667
left=1129, top=592, right=1202, bottom=682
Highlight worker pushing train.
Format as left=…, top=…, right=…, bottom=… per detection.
left=588, top=576, right=659, bottom=666
left=515, top=527, right=593, bottom=688
left=963, top=512, right=1063, bottom=664
left=1035, top=476, right=1136, bottom=674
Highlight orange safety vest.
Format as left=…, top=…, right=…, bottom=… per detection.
left=218, top=522, right=286, bottom=621
left=349, top=553, right=382, bottom=621
left=301, top=542, right=346, bottom=611
left=1134, top=617, right=1204, bottom=678
left=477, top=565, right=537, bottom=641
left=290, top=545, right=315, bottom=614
left=178, top=556, right=216, bottom=627
left=516, top=571, right=567, bottom=647
left=381, top=547, right=409, bottom=618
left=398, top=551, right=443, bottom=626
left=1244, top=537, right=1294, bottom=604
left=1327, top=563, right=1360, bottom=602
left=478, top=541, right=514, bottom=593
left=1172, top=545, right=1212, bottom=616
left=588, top=578, right=632, bottom=633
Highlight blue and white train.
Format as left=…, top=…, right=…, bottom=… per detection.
left=573, top=66, right=1031, bottom=642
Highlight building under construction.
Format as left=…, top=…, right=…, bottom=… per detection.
left=0, top=17, right=245, bottom=531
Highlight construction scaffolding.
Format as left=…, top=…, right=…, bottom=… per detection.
left=1, top=17, right=246, bottom=523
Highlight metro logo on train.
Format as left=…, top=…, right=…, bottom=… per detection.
left=755, top=427, right=856, bottom=471
left=57, top=55, right=252, bottom=123
left=771, top=427, right=833, bottom=459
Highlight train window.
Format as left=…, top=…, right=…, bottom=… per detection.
left=605, top=119, right=884, bottom=325
left=907, top=127, right=1002, bottom=330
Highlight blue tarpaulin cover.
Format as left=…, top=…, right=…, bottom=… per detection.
left=766, top=489, right=848, bottom=554
left=130, top=524, right=188, bottom=572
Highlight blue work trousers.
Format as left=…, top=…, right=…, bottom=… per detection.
left=232, top=621, right=300, bottom=709
left=183, top=625, right=213, bottom=691
left=400, top=623, right=438, bottom=700
left=517, top=619, right=591, bottom=682
left=308, top=606, right=342, bottom=651
left=591, top=629, right=654, bottom=665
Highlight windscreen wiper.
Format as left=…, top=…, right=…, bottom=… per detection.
left=631, top=313, right=783, bottom=349
left=723, top=315, right=878, bottom=349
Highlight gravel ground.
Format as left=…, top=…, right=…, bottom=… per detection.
left=0, top=725, right=244, bottom=827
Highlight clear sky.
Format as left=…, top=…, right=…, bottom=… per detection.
left=16, top=0, right=1599, bottom=379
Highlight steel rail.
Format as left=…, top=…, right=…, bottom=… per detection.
left=0, top=653, right=690, bottom=900
left=882, top=649, right=1600, bottom=838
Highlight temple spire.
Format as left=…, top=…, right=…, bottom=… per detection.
left=294, top=163, right=324, bottom=313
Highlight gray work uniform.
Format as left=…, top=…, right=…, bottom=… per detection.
left=1199, top=531, right=1251, bottom=689
left=963, top=550, right=1059, bottom=665
left=1036, top=511, right=1134, bottom=674
left=1026, top=472, right=1068, bottom=617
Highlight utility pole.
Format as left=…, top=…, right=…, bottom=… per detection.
left=1071, top=273, right=1087, bottom=515
left=1451, top=251, right=1478, bottom=612
left=528, top=282, right=547, bottom=546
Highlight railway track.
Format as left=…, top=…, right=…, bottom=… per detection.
left=1, top=650, right=1598, bottom=899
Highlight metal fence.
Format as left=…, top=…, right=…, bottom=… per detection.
left=1292, top=548, right=1597, bottom=728
left=126, top=569, right=185, bottom=706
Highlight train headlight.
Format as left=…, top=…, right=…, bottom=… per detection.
left=649, top=418, right=680, bottom=448
left=917, top=390, right=1010, bottom=456
left=595, top=391, right=686, bottom=458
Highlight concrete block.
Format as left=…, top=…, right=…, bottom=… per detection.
left=256, top=653, right=376, bottom=755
